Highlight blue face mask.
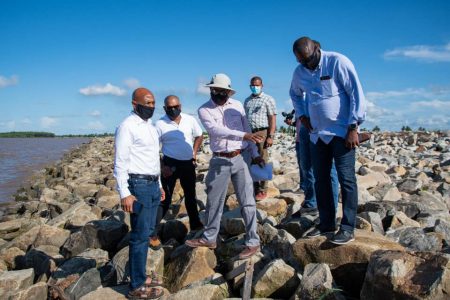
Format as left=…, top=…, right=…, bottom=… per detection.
left=250, top=86, right=262, bottom=95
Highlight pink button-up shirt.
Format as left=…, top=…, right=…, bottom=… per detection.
left=198, top=98, right=259, bottom=158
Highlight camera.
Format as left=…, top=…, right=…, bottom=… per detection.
left=282, top=109, right=295, bottom=124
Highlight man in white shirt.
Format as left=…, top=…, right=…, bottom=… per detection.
left=153, top=95, right=204, bottom=243
left=114, top=87, right=165, bottom=299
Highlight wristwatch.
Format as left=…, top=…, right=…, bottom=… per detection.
left=348, top=124, right=358, bottom=131
left=267, top=134, right=273, bottom=138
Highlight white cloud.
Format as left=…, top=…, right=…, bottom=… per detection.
left=366, top=87, right=450, bottom=102
left=411, top=99, right=450, bottom=109
left=413, top=115, right=450, bottom=128
left=196, top=78, right=211, bottom=95
left=6, top=120, right=16, bottom=129
left=87, top=121, right=106, bottom=131
left=89, top=110, right=101, bottom=117
left=40, top=116, right=57, bottom=128
left=124, top=78, right=141, bottom=89
left=384, top=43, right=450, bottom=62
left=0, top=75, right=19, bottom=88
left=366, top=88, right=427, bottom=101
left=79, top=83, right=126, bottom=96
left=20, top=118, right=32, bottom=124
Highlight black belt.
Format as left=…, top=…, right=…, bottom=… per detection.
left=252, top=127, right=268, bottom=133
left=129, top=174, right=159, bottom=181
left=213, top=149, right=241, bottom=158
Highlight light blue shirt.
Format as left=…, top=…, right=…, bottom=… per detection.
left=290, top=50, right=366, bottom=144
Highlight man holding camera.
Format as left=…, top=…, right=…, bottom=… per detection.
left=290, top=37, right=366, bottom=245
left=244, top=76, right=277, bottom=201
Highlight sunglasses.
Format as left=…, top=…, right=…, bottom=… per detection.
left=211, top=88, right=229, bottom=96
left=165, top=105, right=180, bottom=109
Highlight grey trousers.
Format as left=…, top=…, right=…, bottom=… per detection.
left=202, top=154, right=260, bottom=246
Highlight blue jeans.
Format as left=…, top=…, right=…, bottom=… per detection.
left=128, top=178, right=161, bottom=290
left=296, top=125, right=339, bottom=208
left=310, top=137, right=358, bottom=233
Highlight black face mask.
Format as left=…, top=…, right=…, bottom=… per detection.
left=210, top=91, right=229, bottom=106
left=301, top=47, right=321, bottom=70
left=135, top=103, right=155, bottom=120
left=165, top=107, right=181, bottom=120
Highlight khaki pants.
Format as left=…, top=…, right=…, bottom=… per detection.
left=253, top=130, right=269, bottom=193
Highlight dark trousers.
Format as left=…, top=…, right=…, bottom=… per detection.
left=156, top=156, right=202, bottom=231
left=253, top=129, right=269, bottom=193
left=310, top=137, right=358, bottom=233
left=128, top=177, right=161, bottom=290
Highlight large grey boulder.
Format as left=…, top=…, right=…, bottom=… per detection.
left=361, top=250, right=450, bottom=299
left=0, top=268, right=34, bottom=298
left=62, top=220, right=128, bottom=257
left=166, top=247, right=216, bottom=292
left=294, top=263, right=344, bottom=300
left=292, top=230, right=404, bottom=298
left=252, top=258, right=299, bottom=299
left=386, top=227, right=443, bottom=252
left=111, top=246, right=164, bottom=284
left=8, top=282, right=47, bottom=300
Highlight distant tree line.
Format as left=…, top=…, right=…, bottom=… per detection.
left=0, top=131, right=55, bottom=137
left=0, top=131, right=114, bottom=138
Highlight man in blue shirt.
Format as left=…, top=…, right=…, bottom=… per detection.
left=290, top=36, right=366, bottom=245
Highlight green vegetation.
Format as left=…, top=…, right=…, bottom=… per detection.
left=0, top=131, right=55, bottom=137
left=418, top=126, right=426, bottom=132
left=372, top=125, right=380, bottom=132
left=401, top=126, right=412, bottom=132
left=0, top=131, right=114, bottom=138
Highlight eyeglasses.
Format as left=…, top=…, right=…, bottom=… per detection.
left=211, top=88, right=229, bottom=96
left=165, top=105, right=180, bottom=110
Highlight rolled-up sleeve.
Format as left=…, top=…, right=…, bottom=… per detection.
left=266, top=96, right=277, bottom=116
left=337, top=56, right=366, bottom=125
left=114, top=124, right=132, bottom=199
left=289, top=70, right=307, bottom=118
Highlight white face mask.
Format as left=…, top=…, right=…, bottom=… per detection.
left=250, top=86, right=262, bottom=95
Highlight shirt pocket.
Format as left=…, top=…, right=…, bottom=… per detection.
left=320, top=78, right=338, bottom=97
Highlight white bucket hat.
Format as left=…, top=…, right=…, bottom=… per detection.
left=205, top=73, right=235, bottom=94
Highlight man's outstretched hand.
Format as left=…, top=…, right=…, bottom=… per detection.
left=244, top=133, right=265, bottom=144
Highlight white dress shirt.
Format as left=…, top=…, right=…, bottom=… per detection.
left=114, top=112, right=161, bottom=199
left=155, top=113, right=203, bottom=161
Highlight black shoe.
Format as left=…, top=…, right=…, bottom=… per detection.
left=304, top=227, right=335, bottom=238
left=299, top=206, right=319, bottom=216
left=330, top=230, right=355, bottom=245
left=292, top=206, right=319, bottom=218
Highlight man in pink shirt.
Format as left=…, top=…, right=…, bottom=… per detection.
left=185, top=73, right=264, bottom=259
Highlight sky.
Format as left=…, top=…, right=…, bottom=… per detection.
left=0, top=0, right=449, bottom=134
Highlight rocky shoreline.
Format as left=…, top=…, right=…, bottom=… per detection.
left=0, top=131, right=449, bottom=299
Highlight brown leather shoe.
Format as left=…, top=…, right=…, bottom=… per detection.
left=238, top=245, right=260, bottom=259
left=149, top=236, right=162, bottom=250
left=185, top=238, right=217, bottom=249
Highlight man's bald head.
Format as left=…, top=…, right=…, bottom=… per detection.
left=164, top=95, right=180, bottom=107
left=292, top=37, right=316, bottom=58
left=132, top=87, right=155, bottom=109
left=292, top=36, right=321, bottom=70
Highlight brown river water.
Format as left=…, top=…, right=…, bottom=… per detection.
left=0, top=137, right=90, bottom=203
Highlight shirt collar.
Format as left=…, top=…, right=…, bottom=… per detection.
left=162, top=113, right=183, bottom=124
left=131, top=111, right=152, bottom=125
left=317, top=49, right=324, bottom=70
left=251, top=92, right=265, bottom=99
left=209, top=98, right=232, bottom=108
